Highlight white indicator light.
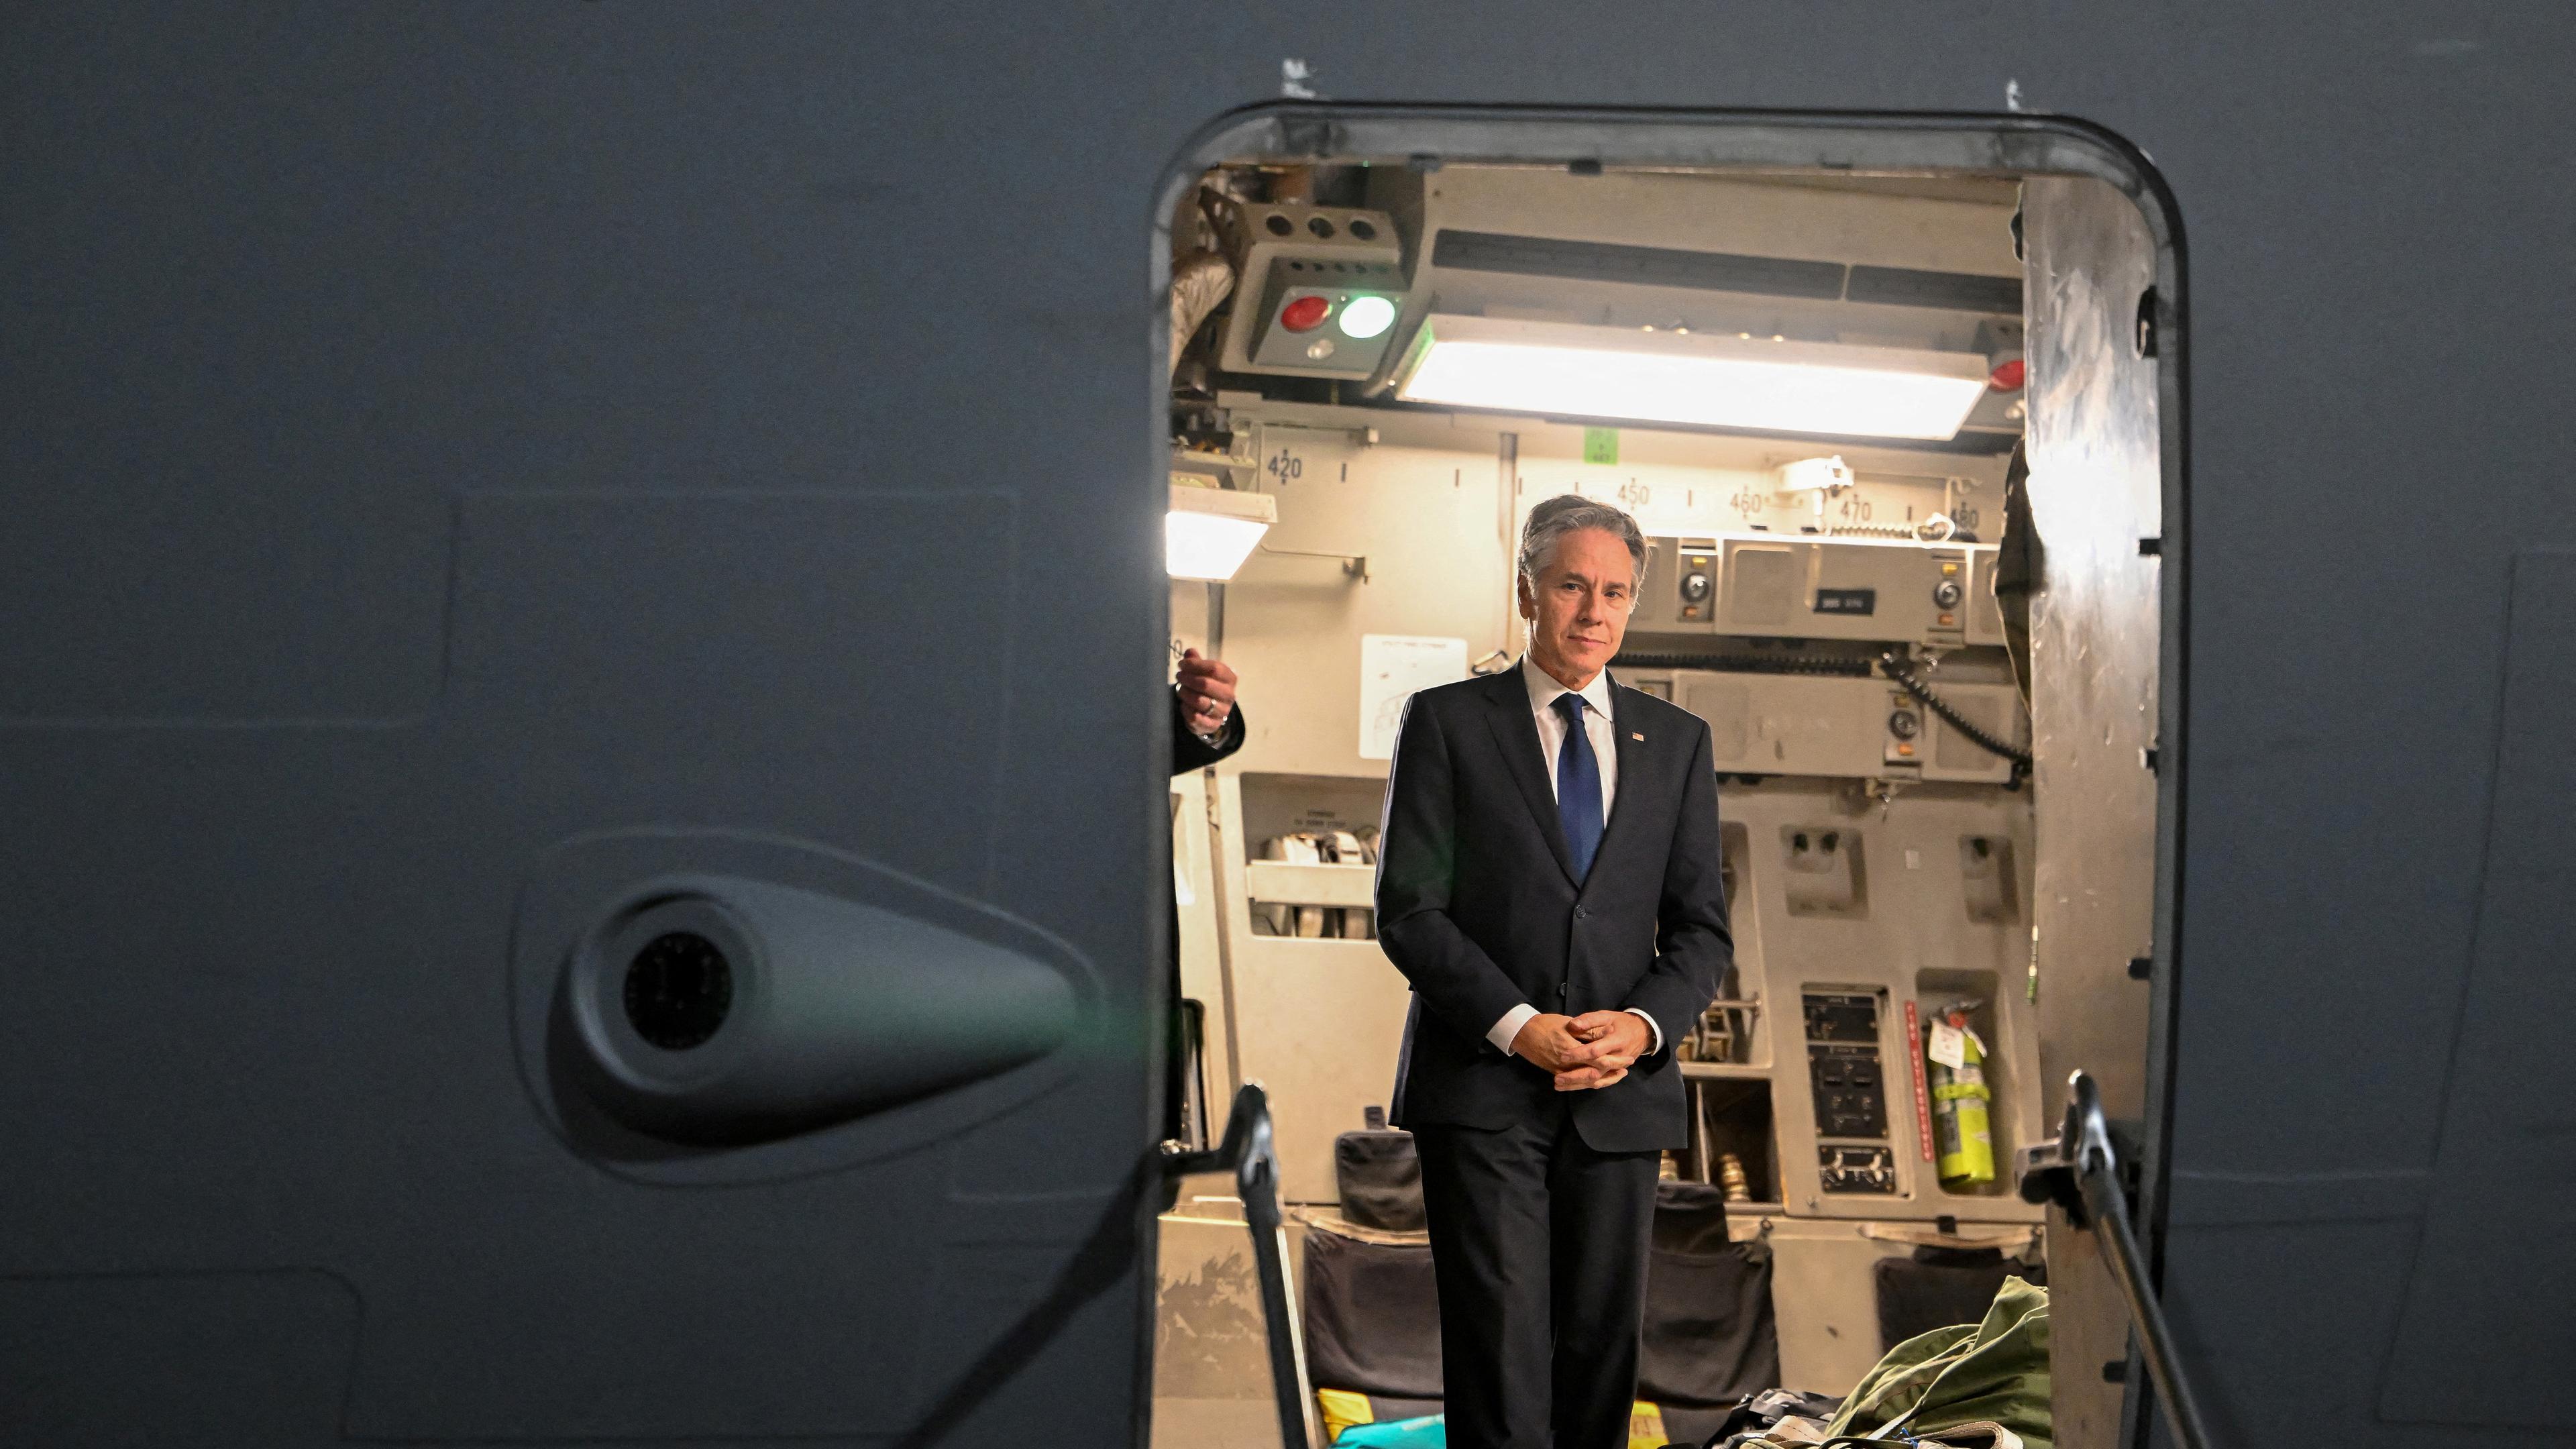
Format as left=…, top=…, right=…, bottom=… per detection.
left=1338, top=294, right=1397, bottom=340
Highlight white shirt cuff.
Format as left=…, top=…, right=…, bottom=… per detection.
left=1489, top=1005, right=1660, bottom=1055
left=1488, top=1002, right=1540, bottom=1055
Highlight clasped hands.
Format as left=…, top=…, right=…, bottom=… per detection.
left=1511, top=1010, right=1653, bottom=1091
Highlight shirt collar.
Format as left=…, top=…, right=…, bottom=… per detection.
left=1520, top=653, right=1615, bottom=722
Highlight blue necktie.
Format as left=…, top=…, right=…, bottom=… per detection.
left=1553, top=694, right=1603, bottom=880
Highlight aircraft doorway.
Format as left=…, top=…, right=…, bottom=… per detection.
left=1152, top=111, right=2182, bottom=1449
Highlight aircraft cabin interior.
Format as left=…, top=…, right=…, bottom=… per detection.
left=1155, top=154, right=2166, bottom=1448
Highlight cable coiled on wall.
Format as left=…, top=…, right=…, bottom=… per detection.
left=1876, top=649, right=2033, bottom=771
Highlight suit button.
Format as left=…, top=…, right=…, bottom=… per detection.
left=1574, top=906, right=1589, bottom=920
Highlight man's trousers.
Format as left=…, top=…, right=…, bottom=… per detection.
left=1413, top=1104, right=1661, bottom=1449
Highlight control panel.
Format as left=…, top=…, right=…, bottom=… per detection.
left=1809, top=1044, right=1888, bottom=1137
left=1804, top=989, right=1881, bottom=1043
left=1804, top=990, right=1898, bottom=1195
left=1216, top=203, right=1409, bottom=380
left=1636, top=535, right=2004, bottom=647
left=1819, top=1144, right=1898, bottom=1195
left=1641, top=669, right=2021, bottom=785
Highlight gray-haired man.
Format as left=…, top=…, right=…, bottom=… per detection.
left=1374, top=494, right=1733, bottom=1448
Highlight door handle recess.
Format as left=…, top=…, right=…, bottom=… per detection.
left=560, top=875, right=1079, bottom=1146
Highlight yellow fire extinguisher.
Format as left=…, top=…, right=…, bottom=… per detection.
left=1927, top=1002, right=1996, bottom=1188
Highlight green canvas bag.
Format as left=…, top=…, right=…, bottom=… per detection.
left=1817, top=1276, right=2052, bottom=1449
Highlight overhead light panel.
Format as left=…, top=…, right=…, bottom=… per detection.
left=1167, top=483, right=1277, bottom=582
left=1393, top=314, right=1993, bottom=441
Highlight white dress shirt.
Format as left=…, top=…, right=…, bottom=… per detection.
left=1523, top=651, right=1621, bottom=818
left=1487, top=655, right=1665, bottom=1058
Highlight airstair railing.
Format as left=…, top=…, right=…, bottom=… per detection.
left=1163, top=1083, right=1321, bottom=1449
left=2017, top=1071, right=2216, bottom=1449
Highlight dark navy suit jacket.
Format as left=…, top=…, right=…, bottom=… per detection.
left=1373, top=667, right=1731, bottom=1152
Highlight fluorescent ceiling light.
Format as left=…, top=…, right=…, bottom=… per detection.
left=1167, top=484, right=1277, bottom=582
left=1393, top=314, right=1992, bottom=441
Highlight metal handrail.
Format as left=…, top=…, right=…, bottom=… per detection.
left=2018, top=1071, right=2216, bottom=1449
left=1162, top=1083, right=1320, bottom=1449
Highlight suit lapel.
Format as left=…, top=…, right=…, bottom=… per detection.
left=1590, top=677, right=1650, bottom=884
left=1481, top=672, right=1578, bottom=885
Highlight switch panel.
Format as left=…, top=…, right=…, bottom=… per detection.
left=1819, top=1144, right=1898, bottom=1194
left=1809, top=1044, right=1889, bottom=1138
left=1642, top=669, right=2021, bottom=786
left=1215, top=203, right=1409, bottom=380
left=1803, top=991, right=1881, bottom=1044
left=1803, top=990, right=1891, bottom=1161
left=1629, top=535, right=2004, bottom=647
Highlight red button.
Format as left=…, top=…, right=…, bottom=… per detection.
left=1279, top=295, right=1332, bottom=332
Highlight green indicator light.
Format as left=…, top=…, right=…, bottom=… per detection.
left=1338, top=294, right=1397, bottom=340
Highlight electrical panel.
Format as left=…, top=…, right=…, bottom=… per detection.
left=1818, top=1144, right=1898, bottom=1195
left=1803, top=991, right=1898, bottom=1195
left=1809, top=1046, right=1888, bottom=1137
left=1638, top=535, right=2004, bottom=647
left=1216, top=203, right=1409, bottom=380
left=1625, top=667, right=2023, bottom=785
left=1804, top=990, right=1882, bottom=1045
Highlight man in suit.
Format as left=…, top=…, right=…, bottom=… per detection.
left=1374, top=495, right=1731, bottom=1449
left=1167, top=648, right=1242, bottom=1145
